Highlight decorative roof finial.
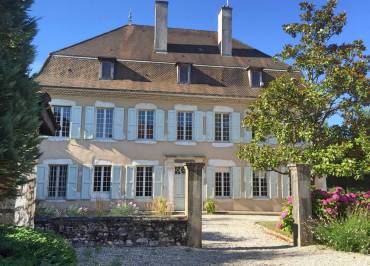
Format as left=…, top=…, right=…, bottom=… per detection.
left=226, top=0, right=230, bottom=6
left=128, top=9, right=133, bottom=25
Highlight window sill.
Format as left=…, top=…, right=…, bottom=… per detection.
left=175, top=141, right=197, bottom=146
left=135, top=140, right=157, bottom=145
left=92, top=139, right=116, bottom=143
left=47, top=137, right=70, bottom=142
left=253, top=196, right=270, bottom=200
left=134, top=197, right=153, bottom=202
left=45, top=199, right=66, bottom=202
left=212, top=142, right=234, bottom=148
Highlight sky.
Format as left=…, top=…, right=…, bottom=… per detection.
left=30, top=0, right=370, bottom=74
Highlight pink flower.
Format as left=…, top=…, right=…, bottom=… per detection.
left=276, top=222, right=283, bottom=230
left=332, top=194, right=340, bottom=201
left=281, top=211, right=288, bottom=219
left=287, top=196, right=293, bottom=205
left=335, top=187, right=344, bottom=193
left=339, top=195, right=349, bottom=204
left=319, top=190, right=329, bottom=197
left=321, top=199, right=328, bottom=205
left=363, top=192, right=370, bottom=199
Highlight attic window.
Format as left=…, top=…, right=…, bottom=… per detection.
left=177, top=64, right=191, bottom=84
left=100, top=60, right=114, bottom=80
left=249, top=69, right=263, bottom=88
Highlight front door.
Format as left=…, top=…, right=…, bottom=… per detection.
left=174, top=166, right=185, bottom=211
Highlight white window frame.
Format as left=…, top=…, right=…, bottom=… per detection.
left=177, top=111, right=193, bottom=141
left=215, top=112, right=230, bottom=142
left=92, top=165, right=112, bottom=193
left=177, top=64, right=191, bottom=84
left=135, top=166, right=154, bottom=198
left=214, top=168, right=231, bottom=198
left=137, top=109, right=155, bottom=140
left=253, top=171, right=269, bottom=198
left=100, top=60, right=114, bottom=80
left=95, top=108, right=114, bottom=139
left=52, top=105, right=72, bottom=138
left=47, top=164, right=68, bottom=199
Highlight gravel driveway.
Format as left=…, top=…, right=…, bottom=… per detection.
left=76, top=214, right=370, bottom=266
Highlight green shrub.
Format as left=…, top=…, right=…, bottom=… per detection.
left=35, top=203, right=61, bottom=218
left=204, top=199, right=216, bottom=214
left=66, top=205, right=89, bottom=217
left=312, top=209, right=370, bottom=254
left=0, top=225, right=77, bottom=265
left=109, top=201, right=139, bottom=216
left=151, top=197, right=171, bottom=216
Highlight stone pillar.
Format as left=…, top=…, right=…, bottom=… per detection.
left=184, top=162, right=204, bottom=248
left=288, top=164, right=312, bottom=247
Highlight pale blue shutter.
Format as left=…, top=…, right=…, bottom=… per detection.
left=155, top=109, right=165, bottom=141
left=81, top=166, right=92, bottom=199
left=84, top=106, right=95, bottom=139
left=113, top=107, right=125, bottom=140
left=243, top=128, right=252, bottom=143
left=167, top=110, right=177, bottom=141
left=36, top=165, right=46, bottom=199
left=244, top=166, right=253, bottom=198
left=125, top=166, right=135, bottom=199
left=194, top=111, right=205, bottom=142
left=206, top=111, right=215, bottom=142
left=232, top=167, right=241, bottom=199
left=231, top=112, right=241, bottom=143
left=153, top=166, right=163, bottom=197
left=71, top=106, right=82, bottom=139
left=127, top=108, right=137, bottom=141
left=111, top=165, right=122, bottom=199
left=206, top=167, right=215, bottom=199
left=269, top=171, right=279, bottom=198
left=282, top=174, right=290, bottom=198
left=67, top=165, right=78, bottom=199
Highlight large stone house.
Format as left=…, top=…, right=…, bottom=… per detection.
left=35, top=1, right=292, bottom=212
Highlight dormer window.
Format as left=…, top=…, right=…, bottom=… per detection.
left=100, top=59, right=115, bottom=80
left=177, top=63, right=191, bottom=84
left=249, top=69, right=264, bottom=88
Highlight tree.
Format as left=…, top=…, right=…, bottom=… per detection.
left=0, top=0, right=41, bottom=199
left=238, top=0, right=369, bottom=180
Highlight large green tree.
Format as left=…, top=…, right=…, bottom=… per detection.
left=0, top=0, right=41, bottom=199
left=238, top=0, right=369, bottom=180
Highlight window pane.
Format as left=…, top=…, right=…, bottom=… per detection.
left=103, top=166, right=111, bottom=192
left=105, top=109, right=113, bottom=139
left=177, top=112, right=184, bottom=140
left=146, top=111, right=154, bottom=140
left=252, top=71, right=261, bottom=87
left=179, top=65, right=190, bottom=84
left=96, top=109, right=105, bottom=138
left=223, top=113, right=230, bottom=141
left=185, top=112, right=192, bottom=140
left=253, top=172, right=260, bottom=197
left=57, top=165, right=68, bottom=197
left=136, top=167, right=144, bottom=197
left=215, top=172, right=222, bottom=197
left=138, top=110, right=146, bottom=139
left=53, top=107, right=62, bottom=137
left=93, top=166, right=102, bottom=192
left=145, top=166, right=153, bottom=197
left=61, top=107, right=71, bottom=137
left=48, top=165, right=57, bottom=197
left=261, top=175, right=268, bottom=197
left=223, top=172, right=231, bottom=197
left=215, top=113, right=222, bottom=141
left=101, top=62, right=112, bottom=80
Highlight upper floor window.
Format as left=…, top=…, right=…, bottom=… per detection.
left=177, top=64, right=191, bottom=84
left=138, top=110, right=154, bottom=140
left=177, top=111, right=193, bottom=141
left=215, top=169, right=231, bottom=197
left=136, top=166, right=153, bottom=197
left=253, top=171, right=268, bottom=197
left=250, top=70, right=263, bottom=88
left=48, top=165, right=68, bottom=199
left=53, top=106, right=71, bottom=137
left=93, top=166, right=111, bottom=192
left=96, top=108, right=113, bottom=139
left=215, top=113, right=230, bottom=142
left=100, top=60, right=114, bottom=80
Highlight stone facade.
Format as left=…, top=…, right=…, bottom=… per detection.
left=0, top=175, right=36, bottom=227
left=35, top=216, right=188, bottom=246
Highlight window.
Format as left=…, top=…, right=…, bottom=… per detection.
left=48, top=165, right=68, bottom=199
left=137, top=110, right=154, bottom=140
left=136, top=166, right=153, bottom=197
left=100, top=61, right=114, bottom=80
left=53, top=106, right=71, bottom=137
left=215, top=113, right=230, bottom=142
left=96, top=108, right=113, bottom=139
left=215, top=169, right=231, bottom=197
left=253, top=171, right=268, bottom=197
left=177, top=64, right=191, bottom=84
left=93, top=166, right=111, bottom=192
left=177, top=112, right=193, bottom=141
left=251, top=70, right=263, bottom=88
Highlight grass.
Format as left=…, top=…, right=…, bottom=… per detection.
left=256, top=221, right=292, bottom=239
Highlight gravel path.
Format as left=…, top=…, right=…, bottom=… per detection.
left=76, top=214, right=370, bottom=266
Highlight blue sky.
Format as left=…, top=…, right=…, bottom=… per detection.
left=30, top=0, right=369, bottom=73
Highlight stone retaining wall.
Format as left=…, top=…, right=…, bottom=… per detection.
left=35, top=216, right=188, bottom=247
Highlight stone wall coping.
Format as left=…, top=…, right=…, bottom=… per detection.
left=35, top=216, right=187, bottom=223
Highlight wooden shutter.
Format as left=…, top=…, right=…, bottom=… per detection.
left=155, top=109, right=165, bottom=141
left=84, top=106, right=95, bottom=139
left=282, top=174, right=290, bottom=199
left=127, top=108, right=137, bottom=140
left=231, top=112, right=241, bottom=143
left=71, top=106, right=82, bottom=139
left=113, top=107, right=125, bottom=140
left=153, top=166, right=164, bottom=197
left=206, top=111, right=215, bottom=142
left=81, top=166, right=92, bottom=199
left=206, top=167, right=215, bottom=199
left=244, top=166, right=253, bottom=198
left=66, top=165, right=78, bottom=199
left=269, top=171, right=279, bottom=199
left=36, top=165, right=47, bottom=200
left=167, top=110, right=177, bottom=141
left=232, top=167, right=242, bottom=199
left=125, top=166, right=135, bottom=199
left=194, top=111, right=205, bottom=142
left=111, top=165, right=122, bottom=199
left=243, top=128, right=252, bottom=143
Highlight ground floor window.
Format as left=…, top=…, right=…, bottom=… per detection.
left=253, top=171, right=268, bottom=197
left=93, top=166, right=111, bottom=192
left=136, top=166, right=153, bottom=197
left=48, top=165, right=68, bottom=198
left=215, top=168, right=231, bottom=197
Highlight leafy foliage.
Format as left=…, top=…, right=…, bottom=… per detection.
left=109, top=201, right=139, bottom=216
left=151, top=197, right=171, bottom=216
left=0, top=225, right=77, bottom=265
left=238, top=0, right=369, bottom=179
left=204, top=199, right=216, bottom=214
left=0, top=0, right=42, bottom=199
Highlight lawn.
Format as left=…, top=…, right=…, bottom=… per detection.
left=256, top=221, right=292, bottom=239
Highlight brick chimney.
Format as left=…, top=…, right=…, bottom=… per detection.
left=218, top=5, right=233, bottom=56
left=154, top=0, right=168, bottom=53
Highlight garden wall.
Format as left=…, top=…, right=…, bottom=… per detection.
left=35, top=216, right=188, bottom=247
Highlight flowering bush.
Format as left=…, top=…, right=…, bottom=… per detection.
left=278, top=196, right=294, bottom=233
left=35, top=203, right=62, bottom=218
left=66, top=205, right=89, bottom=217
left=109, top=201, right=139, bottom=216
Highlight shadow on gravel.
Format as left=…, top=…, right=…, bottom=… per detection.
left=202, top=231, right=248, bottom=242
left=204, top=244, right=293, bottom=251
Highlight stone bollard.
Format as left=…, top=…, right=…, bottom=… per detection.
left=288, top=163, right=313, bottom=247
left=184, top=162, right=204, bottom=248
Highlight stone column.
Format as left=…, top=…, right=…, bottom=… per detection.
left=184, top=162, right=205, bottom=248
left=288, top=164, right=312, bottom=247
